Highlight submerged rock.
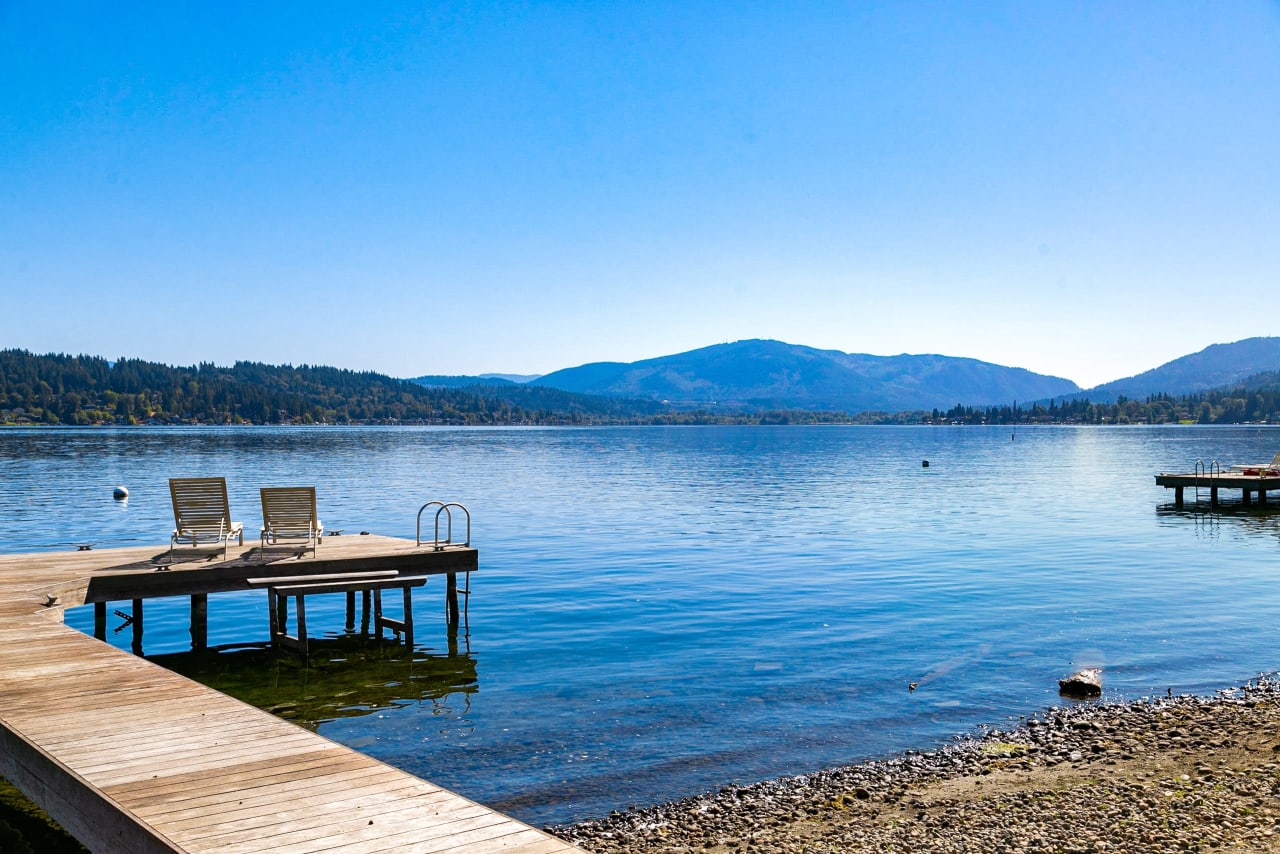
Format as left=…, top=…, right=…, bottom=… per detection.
left=1059, top=668, right=1103, bottom=698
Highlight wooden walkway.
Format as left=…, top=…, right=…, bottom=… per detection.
left=0, top=537, right=579, bottom=853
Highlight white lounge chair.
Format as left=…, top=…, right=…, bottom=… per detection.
left=169, top=477, right=244, bottom=559
left=260, top=486, right=324, bottom=556
left=1229, top=449, right=1280, bottom=475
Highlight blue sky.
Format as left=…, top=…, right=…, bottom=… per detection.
left=2, top=2, right=1278, bottom=389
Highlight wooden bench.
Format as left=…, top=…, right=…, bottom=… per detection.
left=247, top=571, right=428, bottom=658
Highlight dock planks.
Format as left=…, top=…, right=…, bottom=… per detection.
left=0, top=537, right=579, bottom=853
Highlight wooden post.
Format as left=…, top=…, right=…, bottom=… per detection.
left=1261, top=487, right=1268, bottom=505
left=446, top=572, right=459, bottom=628
left=190, top=594, right=208, bottom=652
left=360, top=589, right=371, bottom=635
left=131, top=599, right=144, bottom=656
left=1243, top=489, right=1253, bottom=506
left=294, top=594, right=308, bottom=658
left=1210, top=486, right=1219, bottom=507
left=267, top=589, right=280, bottom=647
left=276, top=593, right=288, bottom=641
left=93, top=602, right=106, bottom=640
left=402, top=586, right=415, bottom=649
left=345, top=590, right=356, bottom=633
left=1174, top=486, right=1184, bottom=508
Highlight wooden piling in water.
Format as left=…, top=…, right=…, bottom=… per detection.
left=1156, top=471, right=1279, bottom=508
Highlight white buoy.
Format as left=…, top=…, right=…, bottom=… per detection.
left=113, top=486, right=129, bottom=500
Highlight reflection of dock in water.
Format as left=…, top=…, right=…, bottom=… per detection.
left=1158, top=501, right=1280, bottom=546
left=151, top=640, right=479, bottom=731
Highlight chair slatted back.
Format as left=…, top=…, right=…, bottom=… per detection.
left=261, top=487, right=318, bottom=536
left=170, top=477, right=232, bottom=538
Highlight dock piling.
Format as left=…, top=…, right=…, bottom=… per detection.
left=1157, top=472, right=1280, bottom=509
left=130, top=598, right=143, bottom=656
left=446, top=572, right=459, bottom=627
left=190, top=594, right=207, bottom=651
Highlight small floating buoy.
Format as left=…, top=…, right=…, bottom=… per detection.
left=921, top=460, right=929, bottom=468
left=113, top=486, right=129, bottom=500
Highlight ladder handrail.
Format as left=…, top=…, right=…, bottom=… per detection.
left=416, top=500, right=471, bottom=550
left=1191, top=459, right=1222, bottom=506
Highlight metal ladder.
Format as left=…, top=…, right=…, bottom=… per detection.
left=1193, top=459, right=1221, bottom=505
left=417, top=501, right=472, bottom=621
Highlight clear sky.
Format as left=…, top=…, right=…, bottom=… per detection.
left=2, top=2, right=1278, bottom=389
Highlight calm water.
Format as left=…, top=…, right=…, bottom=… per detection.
left=5, top=425, right=1280, bottom=825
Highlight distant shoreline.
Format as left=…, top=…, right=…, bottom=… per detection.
left=4, top=421, right=1276, bottom=429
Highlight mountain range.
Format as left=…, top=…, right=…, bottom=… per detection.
left=4, top=336, right=1278, bottom=427
left=415, top=337, right=1280, bottom=415
left=1082, top=337, right=1280, bottom=403
left=533, top=340, right=1078, bottom=412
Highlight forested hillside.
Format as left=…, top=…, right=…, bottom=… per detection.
left=533, top=339, right=1080, bottom=411
left=928, top=377, right=1280, bottom=425
left=1084, top=337, right=1280, bottom=401
left=0, top=351, right=564, bottom=425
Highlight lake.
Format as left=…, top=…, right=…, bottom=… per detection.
left=3, top=424, right=1280, bottom=826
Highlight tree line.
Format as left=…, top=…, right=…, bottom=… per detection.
left=0, top=350, right=559, bottom=425
left=921, top=385, right=1280, bottom=426
left=0, top=350, right=858, bottom=426
left=4, top=349, right=1280, bottom=427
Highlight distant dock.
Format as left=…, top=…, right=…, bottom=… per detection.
left=0, top=536, right=579, bottom=852
left=1155, top=470, right=1278, bottom=508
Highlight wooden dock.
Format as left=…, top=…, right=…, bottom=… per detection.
left=1155, top=471, right=1279, bottom=508
left=0, top=536, right=580, bottom=853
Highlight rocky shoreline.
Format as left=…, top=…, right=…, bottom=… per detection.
left=556, top=676, right=1280, bottom=853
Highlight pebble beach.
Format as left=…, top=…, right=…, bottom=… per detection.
left=558, top=677, right=1280, bottom=853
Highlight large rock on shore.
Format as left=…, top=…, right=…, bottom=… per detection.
left=1058, top=668, right=1102, bottom=698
